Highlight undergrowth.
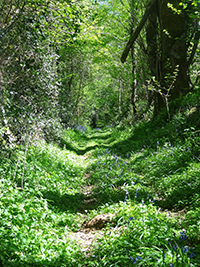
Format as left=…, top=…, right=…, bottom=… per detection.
left=0, top=113, right=200, bottom=266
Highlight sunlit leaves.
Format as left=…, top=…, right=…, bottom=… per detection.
left=167, top=3, right=182, bottom=15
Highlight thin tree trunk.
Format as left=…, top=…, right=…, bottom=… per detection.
left=131, top=46, right=137, bottom=116
left=118, top=78, right=122, bottom=114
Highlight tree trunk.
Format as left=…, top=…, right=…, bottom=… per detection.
left=129, top=0, right=137, bottom=117
left=159, top=0, right=189, bottom=100
left=146, top=2, right=158, bottom=79
left=118, top=77, right=122, bottom=114
left=121, top=0, right=191, bottom=118
left=146, top=2, right=165, bottom=116
left=0, top=67, right=6, bottom=126
left=131, top=45, right=137, bottom=116
left=152, top=0, right=189, bottom=116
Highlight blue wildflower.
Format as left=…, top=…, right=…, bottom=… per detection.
left=119, top=171, right=124, bottom=177
left=76, top=125, right=87, bottom=133
left=124, top=190, right=129, bottom=202
left=133, top=256, right=142, bottom=264
left=190, top=252, right=195, bottom=258
left=126, top=246, right=134, bottom=260
left=182, top=247, right=189, bottom=253
left=173, top=244, right=178, bottom=252
left=135, top=188, right=139, bottom=198
left=163, top=253, right=165, bottom=260
left=179, top=231, right=188, bottom=241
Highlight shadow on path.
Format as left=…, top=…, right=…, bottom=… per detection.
left=58, top=138, right=99, bottom=155
left=58, top=137, right=112, bottom=155
left=42, top=190, right=85, bottom=214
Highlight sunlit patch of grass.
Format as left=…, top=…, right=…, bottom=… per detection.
left=0, top=137, right=87, bottom=265
left=0, top=178, right=82, bottom=266
left=62, top=128, right=99, bottom=147
left=127, top=141, right=200, bottom=210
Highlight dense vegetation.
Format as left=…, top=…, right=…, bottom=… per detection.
left=0, top=0, right=200, bottom=266
left=1, top=117, right=200, bottom=266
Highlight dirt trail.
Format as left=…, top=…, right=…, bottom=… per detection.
left=69, top=152, right=185, bottom=254
left=68, top=154, right=116, bottom=253
left=68, top=154, right=102, bottom=252
left=69, top=229, right=104, bottom=252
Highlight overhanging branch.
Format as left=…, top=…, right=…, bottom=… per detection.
left=121, top=0, right=157, bottom=63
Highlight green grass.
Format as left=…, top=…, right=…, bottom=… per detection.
left=0, top=117, right=200, bottom=266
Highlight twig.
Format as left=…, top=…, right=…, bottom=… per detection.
left=21, top=134, right=31, bottom=189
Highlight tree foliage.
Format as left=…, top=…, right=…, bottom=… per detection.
left=0, top=0, right=199, bottom=147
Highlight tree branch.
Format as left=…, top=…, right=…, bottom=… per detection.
left=187, top=30, right=200, bottom=68
left=3, top=1, right=26, bottom=35
left=121, top=0, right=157, bottom=63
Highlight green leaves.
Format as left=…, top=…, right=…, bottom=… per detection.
left=1, top=121, right=200, bottom=266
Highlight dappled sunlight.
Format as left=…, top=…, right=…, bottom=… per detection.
left=0, top=0, right=199, bottom=265
left=1, top=125, right=200, bottom=266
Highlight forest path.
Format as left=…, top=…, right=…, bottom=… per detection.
left=59, top=126, right=197, bottom=267
left=66, top=129, right=120, bottom=254
left=65, top=127, right=187, bottom=256
left=70, top=164, right=111, bottom=253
